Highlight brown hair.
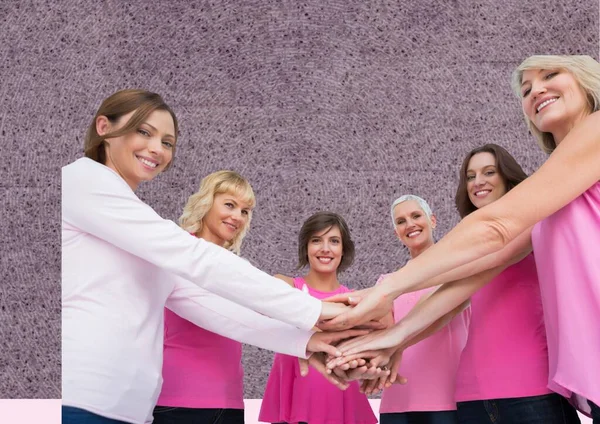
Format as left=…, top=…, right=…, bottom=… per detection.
left=84, top=89, right=179, bottom=170
left=297, top=212, right=355, bottom=274
left=455, top=144, right=528, bottom=218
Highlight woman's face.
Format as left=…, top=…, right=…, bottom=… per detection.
left=466, top=152, right=507, bottom=209
left=520, top=68, right=590, bottom=142
left=200, top=191, right=252, bottom=247
left=393, top=200, right=435, bottom=251
left=306, top=225, right=344, bottom=274
left=99, top=109, right=176, bottom=190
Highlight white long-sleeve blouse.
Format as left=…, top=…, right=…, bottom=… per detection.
left=62, top=158, right=321, bottom=423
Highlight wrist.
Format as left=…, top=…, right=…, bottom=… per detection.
left=380, top=268, right=410, bottom=299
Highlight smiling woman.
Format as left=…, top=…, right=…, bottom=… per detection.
left=154, top=171, right=255, bottom=424
left=375, top=195, right=469, bottom=424
left=259, top=212, right=377, bottom=424
left=516, top=56, right=599, bottom=152
left=61, top=89, right=351, bottom=424
left=322, top=55, right=600, bottom=421
left=452, top=145, right=580, bottom=423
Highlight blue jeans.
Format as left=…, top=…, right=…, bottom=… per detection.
left=153, top=406, right=244, bottom=424
left=380, top=411, right=459, bottom=424
left=589, top=400, right=600, bottom=424
left=62, top=406, right=130, bottom=423
left=457, top=393, right=580, bottom=424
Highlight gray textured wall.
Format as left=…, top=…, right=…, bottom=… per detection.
left=0, top=0, right=597, bottom=399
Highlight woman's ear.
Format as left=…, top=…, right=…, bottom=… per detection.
left=96, top=115, right=111, bottom=137
left=430, top=214, right=437, bottom=229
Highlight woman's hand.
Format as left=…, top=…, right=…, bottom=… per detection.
left=306, top=328, right=371, bottom=357
left=333, top=323, right=408, bottom=355
left=318, top=286, right=395, bottom=331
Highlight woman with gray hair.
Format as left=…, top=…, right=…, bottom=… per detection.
left=325, top=55, right=600, bottom=420
left=369, top=195, right=469, bottom=424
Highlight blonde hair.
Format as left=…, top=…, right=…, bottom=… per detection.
left=511, top=55, right=600, bottom=154
left=179, top=171, right=256, bottom=254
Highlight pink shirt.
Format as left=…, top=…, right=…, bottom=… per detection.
left=259, top=278, right=377, bottom=424
left=379, top=275, right=470, bottom=413
left=157, top=308, right=244, bottom=409
left=532, top=181, right=600, bottom=414
left=455, top=254, right=551, bottom=402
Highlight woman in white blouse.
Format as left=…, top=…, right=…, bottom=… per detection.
left=62, top=89, right=359, bottom=424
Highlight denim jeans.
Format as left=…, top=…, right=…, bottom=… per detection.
left=589, top=399, right=600, bottom=424
left=153, top=406, right=244, bottom=424
left=380, top=411, right=459, bottom=424
left=457, top=393, right=581, bottom=424
left=62, top=406, right=130, bottom=424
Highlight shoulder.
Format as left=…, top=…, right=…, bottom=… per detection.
left=273, top=274, right=295, bottom=287
left=62, top=158, right=134, bottom=202
left=63, top=158, right=130, bottom=191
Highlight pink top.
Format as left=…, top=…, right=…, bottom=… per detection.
left=455, top=254, right=551, bottom=401
left=259, top=277, right=377, bottom=424
left=379, top=274, right=470, bottom=413
left=157, top=233, right=244, bottom=409
left=531, top=181, right=600, bottom=414
left=157, top=308, right=244, bottom=409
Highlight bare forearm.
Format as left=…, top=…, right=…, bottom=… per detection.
left=377, top=114, right=600, bottom=301
left=394, top=264, right=505, bottom=347
left=379, top=217, right=506, bottom=299
left=401, top=227, right=533, bottom=295
left=398, top=299, right=469, bottom=351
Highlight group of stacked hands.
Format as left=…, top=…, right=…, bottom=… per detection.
left=300, top=288, right=409, bottom=395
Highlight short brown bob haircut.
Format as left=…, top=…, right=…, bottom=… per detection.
left=297, top=212, right=355, bottom=273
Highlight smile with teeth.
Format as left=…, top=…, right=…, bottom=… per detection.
left=537, top=97, right=558, bottom=113
left=317, top=256, right=333, bottom=264
left=474, top=190, right=491, bottom=197
left=407, top=230, right=422, bottom=238
left=137, top=156, right=159, bottom=168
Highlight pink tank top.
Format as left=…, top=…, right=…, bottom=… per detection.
left=455, top=254, right=551, bottom=401
left=157, top=308, right=244, bottom=408
left=379, top=274, right=470, bottom=413
left=259, top=277, right=377, bottom=424
left=531, top=181, right=600, bottom=414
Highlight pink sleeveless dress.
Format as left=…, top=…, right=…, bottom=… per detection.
left=531, top=181, right=600, bottom=415
left=259, top=277, right=377, bottom=424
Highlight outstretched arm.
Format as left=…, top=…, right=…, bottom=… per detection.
left=381, top=111, right=600, bottom=299
left=322, top=111, right=600, bottom=330
left=166, top=275, right=361, bottom=358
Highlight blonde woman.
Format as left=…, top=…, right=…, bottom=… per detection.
left=154, top=172, right=365, bottom=424
left=154, top=171, right=255, bottom=424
